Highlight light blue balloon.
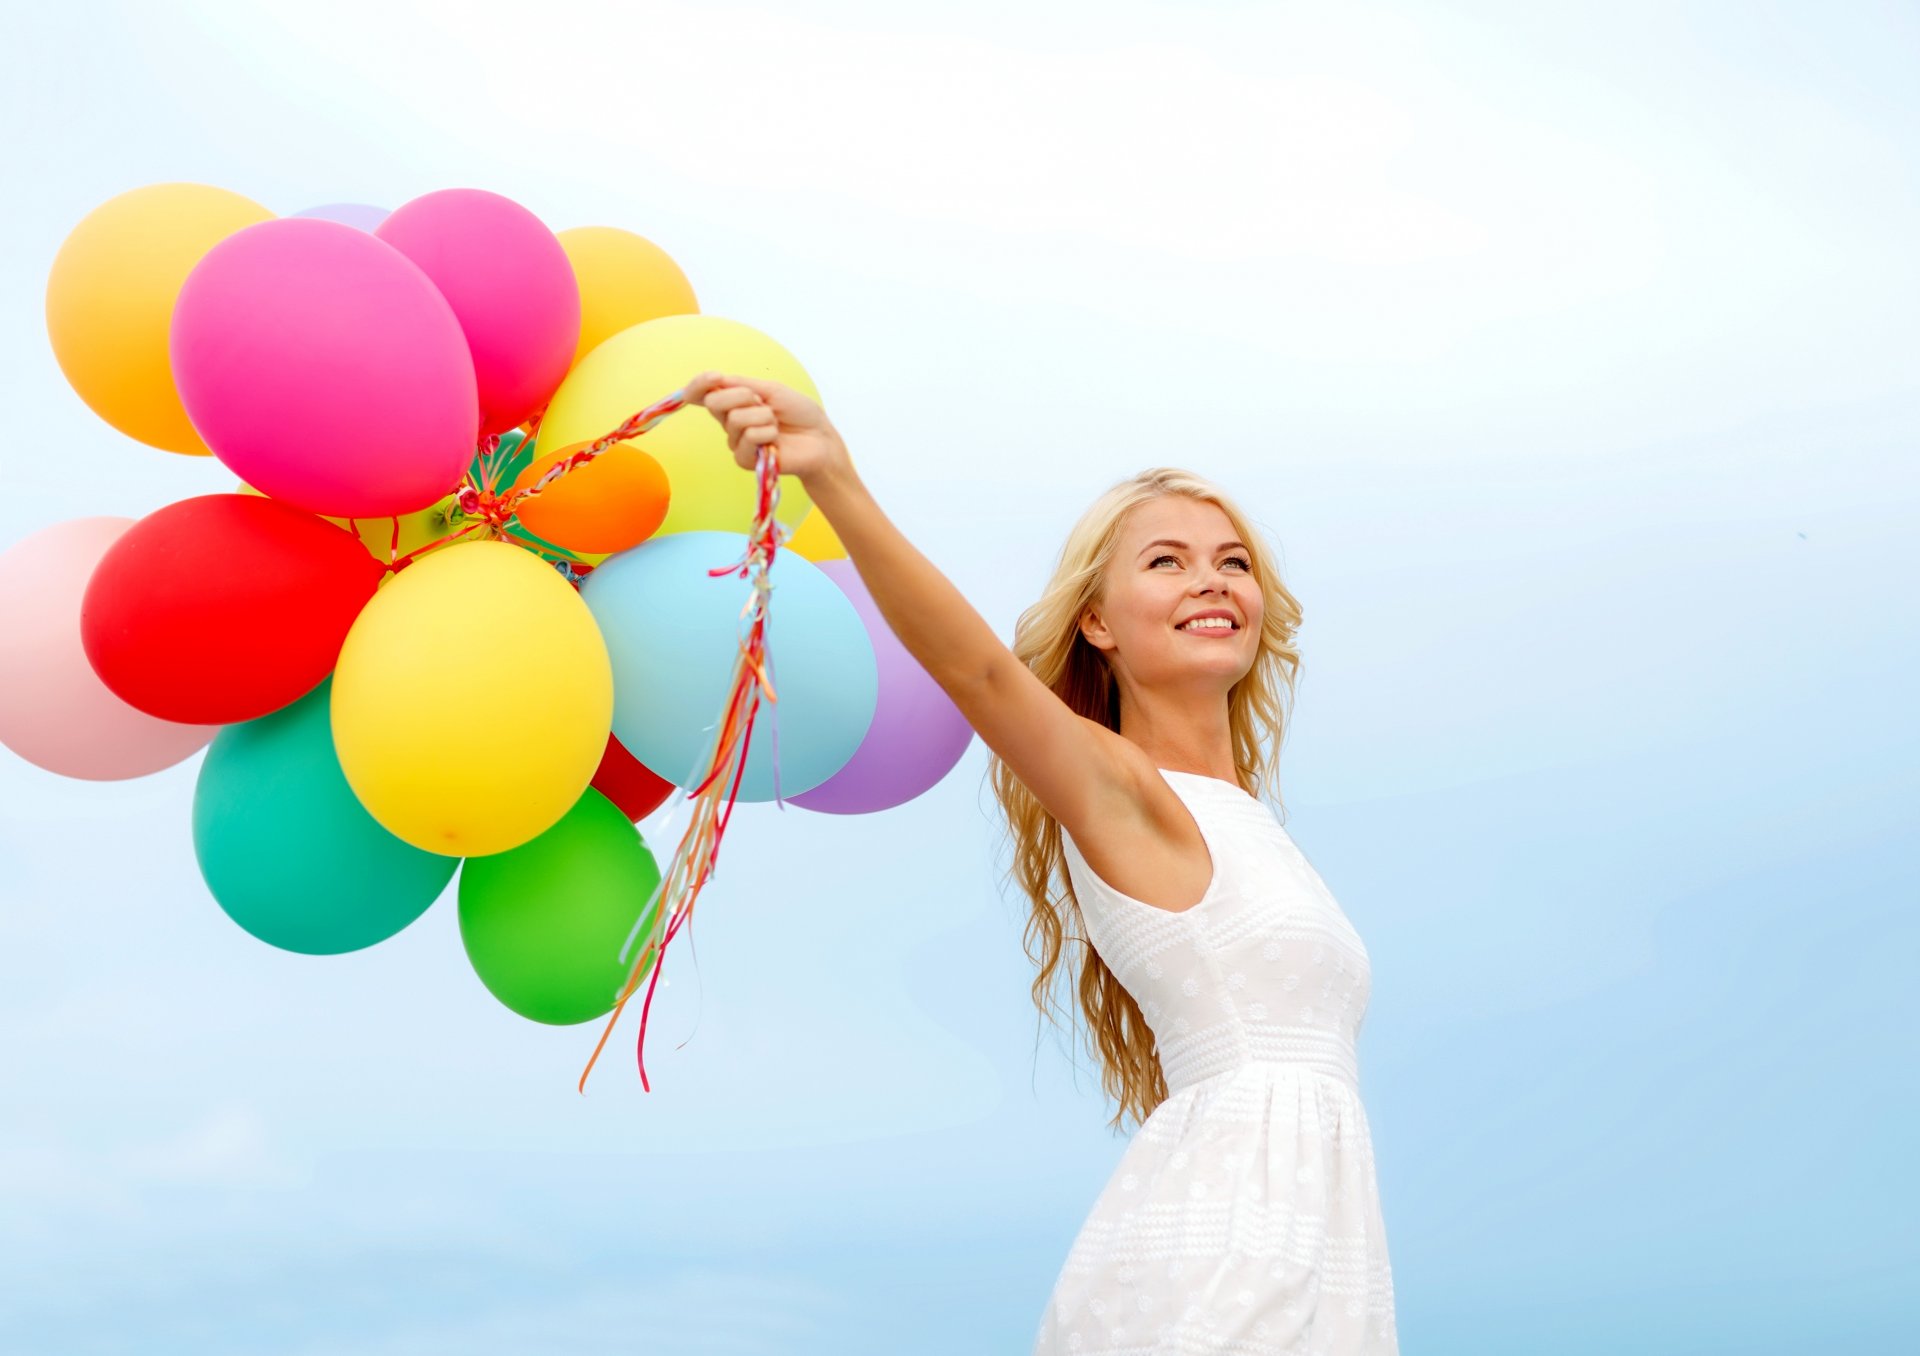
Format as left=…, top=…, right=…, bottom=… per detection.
left=581, top=532, right=878, bottom=801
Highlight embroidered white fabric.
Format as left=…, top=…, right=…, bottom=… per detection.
left=1032, top=768, right=1399, bottom=1355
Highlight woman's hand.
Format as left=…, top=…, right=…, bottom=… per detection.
left=682, top=371, right=852, bottom=487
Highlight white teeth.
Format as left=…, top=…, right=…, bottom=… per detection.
left=1179, top=618, right=1235, bottom=630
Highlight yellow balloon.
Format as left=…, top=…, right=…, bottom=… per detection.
left=784, top=507, right=848, bottom=562
left=556, top=226, right=699, bottom=368
left=46, top=183, right=274, bottom=456
left=331, top=541, right=613, bottom=857
left=538, top=314, right=817, bottom=538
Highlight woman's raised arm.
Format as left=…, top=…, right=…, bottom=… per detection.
left=682, top=371, right=1147, bottom=836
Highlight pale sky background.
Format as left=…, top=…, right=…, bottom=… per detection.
left=2, top=2, right=1916, bottom=1352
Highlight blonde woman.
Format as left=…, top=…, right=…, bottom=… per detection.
left=687, top=371, right=1399, bottom=1354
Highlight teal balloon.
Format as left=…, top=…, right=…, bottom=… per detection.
left=192, top=679, right=456, bottom=954
left=459, top=789, right=662, bottom=1025
left=579, top=531, right=878, bottom=800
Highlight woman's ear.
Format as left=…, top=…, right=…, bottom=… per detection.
left=1079, top=607, right=1115, bottom=653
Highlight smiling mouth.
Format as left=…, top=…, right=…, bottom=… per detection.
left=1175, top=620, right=1239, bottom=635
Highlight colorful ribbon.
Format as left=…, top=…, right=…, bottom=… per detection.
left=352, top=389, right=784, bottom=1094
left=577, top=406, right=785, bottom=1093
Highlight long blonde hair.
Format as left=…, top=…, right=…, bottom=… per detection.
left=987, top=468, right=1304, bottom=1131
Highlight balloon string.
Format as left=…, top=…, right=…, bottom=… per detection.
left=385, top=402, right=679, bottom=574
left=385, top=519, right=488, bottom=572
left=505, top=395, right=684, bottom=516
left=578, top=431, right=783, bottom=1093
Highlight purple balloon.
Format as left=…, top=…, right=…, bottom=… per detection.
left=292, top=203, right=390, bottom=232
left=789, top=558, right=974, bottom=815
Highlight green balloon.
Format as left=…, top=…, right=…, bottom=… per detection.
left=458, top=789, right=662, bottom=1025
left=192, top=679, right=457, bottom=954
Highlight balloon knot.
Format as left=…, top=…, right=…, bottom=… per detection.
left=454, top=485, right=516, bottom=529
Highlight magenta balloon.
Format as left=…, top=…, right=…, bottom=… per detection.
left=789, top=558, right=973, bottom=815
left=0, top=518, right=219, bottom=780
left=375, top=189, right=581, bottom=435
left=170, top=217, right=478, bottom=518
left=291, top=202, right=389, bottom=232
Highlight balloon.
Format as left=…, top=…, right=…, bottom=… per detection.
left=45, top=183, right=273, bottom=456
left=580, top=531, right=876, bottom=801
left=80, top=494, right=384, bottom=725
left=538, top=314, right=817, bottom=537
left=331, top=541, right=612, bottom=856
left=0, top=517, right=219, bottom=779
left=170, top=216, right=478, bottom=518
left=555, top=226, right=698, bottom=367
left=591, top=733, right=674, bottom=821
left=459, top=789, right=661, bottom=1025
left=790, top=559, right=974, bottom=814
left=784, top=507, right=848, bottom=562
left=291, top=202, right=388, bottom=232
left=376, top=189, right=580, bottom=434
left=193, top=680, right=455, bottom=954
left=508, top=440, right=670, bottom=555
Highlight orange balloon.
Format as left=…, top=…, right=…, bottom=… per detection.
left=510, top=441, right=670, bottom=554
left=556, top=227, right=699, bottom=368
left=47, top=183, right=274, bottom=456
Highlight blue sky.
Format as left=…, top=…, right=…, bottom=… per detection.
left=3, top=2, right=1916, bottom=1352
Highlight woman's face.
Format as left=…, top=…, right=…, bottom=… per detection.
left=1080, top=496, right=1262, bottom=697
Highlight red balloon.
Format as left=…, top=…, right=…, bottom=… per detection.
left=591, top=733, right=674, bottom=821
left=80, top=494, right=384, bottom=724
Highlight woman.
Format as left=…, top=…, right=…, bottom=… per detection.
left=687, top=371, right=1399, bottom=1354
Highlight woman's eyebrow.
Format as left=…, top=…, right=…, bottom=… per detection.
left=1136, top=538, right=1251, bottom=557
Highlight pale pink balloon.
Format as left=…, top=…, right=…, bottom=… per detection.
left=376, top=189, right=581, bottom=435
left=170, top=216, right=479, bottom=518
left=0, top=518, right=219, bottom=780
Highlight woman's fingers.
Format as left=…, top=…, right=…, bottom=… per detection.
left=683, top=370, right=728, bottom=405
left=688, top=371, right=797, bottom=470
left=725, top=404, right=775, bottom=433
left=706, top=388, right=764, bottom=418
left=687, top=372, right=759, bottom=414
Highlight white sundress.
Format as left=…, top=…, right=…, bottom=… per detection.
left=1032, top=768, right=1399, bottom=1355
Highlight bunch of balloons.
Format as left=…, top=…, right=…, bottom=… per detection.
left=2, top=182, right=973, bottom=1054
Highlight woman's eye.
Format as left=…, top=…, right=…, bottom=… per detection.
left=1150, top=554, right=1251, bottom=570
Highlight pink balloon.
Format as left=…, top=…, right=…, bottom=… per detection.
left=171, top=217, right=479, bottom=518
left=375, top=189, right=581, bottom=435
left=790, top=558, right=974, bottom=815
left=0, top=518, right=219, bottom=780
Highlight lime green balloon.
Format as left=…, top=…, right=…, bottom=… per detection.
left=458, top=789, right=662, bottom=1024
left=191, top=679, right=457, bottom=954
